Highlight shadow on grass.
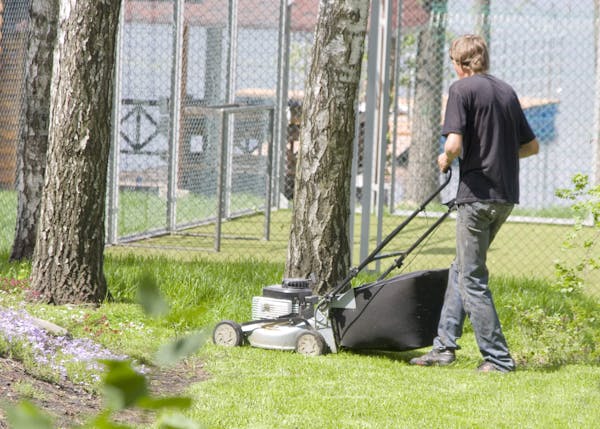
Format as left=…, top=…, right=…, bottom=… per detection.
left=343, top=348, right=588, bottom=373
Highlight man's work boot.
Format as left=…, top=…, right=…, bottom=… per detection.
left=409, top=349, right=456, bottom=366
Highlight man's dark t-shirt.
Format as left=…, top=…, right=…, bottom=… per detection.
left=442, top=74, right=535, bottom=204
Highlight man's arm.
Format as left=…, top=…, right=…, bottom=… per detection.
left=438, top=132, right=462, bottom=173
left=519, top=138, right=539, bottom=158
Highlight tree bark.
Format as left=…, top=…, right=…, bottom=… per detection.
left=285, top=0, right=369, bottom=295
left=405, top=0, right=447, bottom=204
left=475, top=0, right=491, bottom=45
left=30, top=0, right=121, bottom=304
left=10, top=0, right=59, bottom=261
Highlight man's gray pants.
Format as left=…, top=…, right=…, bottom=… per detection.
left=433, top=201, right=516, bottom=372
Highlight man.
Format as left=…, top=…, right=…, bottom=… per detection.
left=410, top=34, right=539, bottom=372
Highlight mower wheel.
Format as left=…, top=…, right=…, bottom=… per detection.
left=295, top=331, right=326, bottom=356
left=212, top=320, right=244, bottom=347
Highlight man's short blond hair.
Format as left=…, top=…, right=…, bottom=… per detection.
left=450, top=35, right=489, bottom=73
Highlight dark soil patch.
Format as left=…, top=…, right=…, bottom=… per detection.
left=0, top=356, right=209, bottom=428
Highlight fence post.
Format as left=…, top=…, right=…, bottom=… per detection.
left=275, top=0, right=292, bottom=209
left=264, top=107, right=275, bottom=241
left=390, top=0, right=404, bottom=215
left=215, top=109, right=229, bottom=252
left=593, top=4, right=600, bottom=186
left=107, top=3, right=125, bottom=245
left=360, top=0, right=393, bottom=270
left=167, top=0, right=185, bottom=231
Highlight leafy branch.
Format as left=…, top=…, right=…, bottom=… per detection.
left=554, top=174, right=600, bottom=291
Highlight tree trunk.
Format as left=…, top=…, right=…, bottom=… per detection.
left=10, top=0, right=59, bottom=261
left=475, top=0, right=491, bottom=45
left=285, top=0, right=369, bottom=295
left=30, top=0, right=121, bottom=304
left=405, top=0, right=447, bottom=204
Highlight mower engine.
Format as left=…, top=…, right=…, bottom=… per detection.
left=251, top=278, right=315, bottom=320
left=213, top=277, right=340, bottom=355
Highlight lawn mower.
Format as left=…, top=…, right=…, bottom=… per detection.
left=212, top=171, right=455, bottom=356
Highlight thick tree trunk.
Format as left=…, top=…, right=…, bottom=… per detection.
left=30, top=0, right=121, bottom=304
left=285, top=0, right=369, bottom=295
left=10, top=0, right=59, bottom=261
left=405, top=1, right=447, bottom=204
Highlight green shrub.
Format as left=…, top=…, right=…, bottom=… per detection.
left=496, top=276, right=599, bottom=368
left=554, top=173, right=600, bottom=292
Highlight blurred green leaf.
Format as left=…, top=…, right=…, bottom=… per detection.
left=154, top=331, right=207, bottom=366
left=158, top=413, right=204, bottom=429
left=100, top=360, right=148, bottom=410
left=83, top=410, right=132, bottom=429
left=5, top=401, right=53, bottom=429
left=137, top=395, right=193, bottom=410
left=136, top=270, right=170, bottom=317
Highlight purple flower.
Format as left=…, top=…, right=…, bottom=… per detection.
left=0, top=308, right=140, bottom=383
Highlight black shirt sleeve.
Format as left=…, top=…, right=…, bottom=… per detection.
left=442, top=84, right=466, bottom=137
left=513, top=100, right=536, bottom=145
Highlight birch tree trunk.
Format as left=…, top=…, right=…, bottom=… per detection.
left=10, top=0, right=59, bottom=261
left=0, top=2, right=3, bottom=45
left=405, top=0, right=447, bottom=203
left=30, top=0, right=121, bottom=304
left=285, top=0, right=369, bottom=295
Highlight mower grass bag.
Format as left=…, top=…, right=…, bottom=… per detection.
left=330, top=268, right=448, bottom=351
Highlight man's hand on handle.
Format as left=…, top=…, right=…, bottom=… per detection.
left=439, top=132, right=463, bottom=173
left=438, top=153, right=452, bottom=173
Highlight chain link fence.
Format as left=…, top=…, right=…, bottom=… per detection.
left=106, top=0, right=278, bottom=252
left=0, top=0, right=598, bottom=289
left=0, top=0, right=28, bottom=244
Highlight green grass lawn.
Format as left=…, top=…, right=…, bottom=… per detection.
left=0, top=187, right=599, bottom=428
left=115, top=190, right=267, bottom=237
left=194, top=346, right=599, bottom=428
left=106, top=208, right=600, bottom=298
left=1, top=255, right=598, bottom=428
left=123, top=258, right=600, bottom=428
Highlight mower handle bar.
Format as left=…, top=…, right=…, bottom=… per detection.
left=323, top=169, right=454, bottom=302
